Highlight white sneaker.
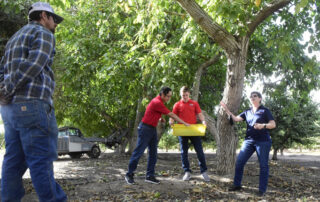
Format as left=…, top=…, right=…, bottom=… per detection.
left=202, top=172, right=210, bottom=182
left=182, top=171, right=191, bottom=181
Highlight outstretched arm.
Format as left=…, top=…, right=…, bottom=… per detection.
left=197, top=113, right=206, bottom=126
left=167, top=112, right=190, bottom=126
left=220, top=101, right=243, bottom=122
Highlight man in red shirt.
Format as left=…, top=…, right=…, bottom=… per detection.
left=125, top=87, right=189, bottom=185
left=169, top=86, right=210, bottom=181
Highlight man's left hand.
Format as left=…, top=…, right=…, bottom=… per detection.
left=0, top=85, right=13, bottom=105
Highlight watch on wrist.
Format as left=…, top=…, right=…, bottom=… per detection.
left=264, top=124, right=267, bottom=129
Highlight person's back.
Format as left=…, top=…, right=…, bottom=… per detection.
left=2, top=21, right=56, bottom=104
left=0, top=2, right=67, bottom=202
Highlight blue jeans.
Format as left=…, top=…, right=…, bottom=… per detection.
left=127, top=122, right=158, bottom=177
left=179, top=136, right=207, bottom=173
left=0, top=99, right=67, bottom=202
left=234, top=139, right=272, bottom=193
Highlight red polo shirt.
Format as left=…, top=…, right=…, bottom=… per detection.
left=172, top=99, right=201, bottom=124
left=142, top=95, right=171, bottom=127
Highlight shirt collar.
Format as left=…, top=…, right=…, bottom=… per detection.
left=250, top=105, right=264, bottom=112
left=29, top=21, right=49, bottom=31
left=29, top=21, right=43, bottom=26
left=156, top=95, right=163, bottom=103
left=180, top=98, right=190, bottom=103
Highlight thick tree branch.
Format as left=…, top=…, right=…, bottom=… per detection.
left=192, top=52, right=222, bottom=101
left=176, top=0, right=240, bottom=54
left=247, top=0, right=292, bottom=37
left=202, top=111, right=219, bottom=142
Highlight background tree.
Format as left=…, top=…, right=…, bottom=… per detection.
left=53, top=0, right=225, bottom=148
left=0, top=1, right=31, bottom=55
left=265, top=95, right=320, bottom=160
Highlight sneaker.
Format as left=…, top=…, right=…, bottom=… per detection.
left=182, top=171, right=191, bottom=181
left=228, top=185, right=242, bottom=191
left=257, top=191, right=265, bottom=197
left=201, top=172, right=210, bottom=182
left=145, top=176, right=160, bottom=184
left=125, top=173, right=135, bottom=185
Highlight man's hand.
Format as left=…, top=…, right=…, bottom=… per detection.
left=220, top=101, right=230, bottom=114
left=184, top=123, right=190, bottom=126
left=0, top=85, right=13, bottom=105
left=254, top=123, right=264, bottom=130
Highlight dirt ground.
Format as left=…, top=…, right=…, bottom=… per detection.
left=1, top=149, right=320, bottom=201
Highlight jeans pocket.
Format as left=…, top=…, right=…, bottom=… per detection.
left=13, top=101, right=41, bottom=128
left=12, top=101, right=52, bottom=156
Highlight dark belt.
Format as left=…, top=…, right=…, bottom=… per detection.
left=141, top=122, right=155, bottom=128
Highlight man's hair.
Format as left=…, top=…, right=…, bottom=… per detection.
left=159, top=86, right=172, bottom=96
left=29, top=11, right=42, bottom=21
left=180, top=86, right=190, bottom=95
left=251, top=91, right=262, bottom=98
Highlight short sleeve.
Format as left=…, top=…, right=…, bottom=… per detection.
left=240, top=111, right=246, bottom=121
left=156, top=101, right=171, bottom=115
left=265, top=108, right=274, bottom=121
left=172, top=102, right=179, bottom=114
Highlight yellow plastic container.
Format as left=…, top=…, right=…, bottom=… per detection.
left=172, top=124, right=206, bottom=136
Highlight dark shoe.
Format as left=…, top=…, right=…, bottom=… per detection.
left=257, top=191, right=265, bottom=197
left=228, top=186, right=242, bottom=191
left=125, top=173, right=135, bottom=185
left=145, top=176, right=160, bottom=184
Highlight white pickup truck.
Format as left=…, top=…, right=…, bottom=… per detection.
left=57, top=126, right=128, bottom=159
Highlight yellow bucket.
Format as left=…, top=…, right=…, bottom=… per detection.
left=172, top=124, right=206, bottom=136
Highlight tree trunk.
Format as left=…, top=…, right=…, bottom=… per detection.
left=216, top=38, right=249, bottom=175
left=114, top=142, right=125, bottom=154
left=127, top=97, right=144, bottom=154
left=157, top=121, right=166, bottom=142
left=272, top=148, right=278, bottom=160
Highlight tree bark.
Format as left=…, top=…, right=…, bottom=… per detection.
left=127, top=97, right=144, bottom=154
left=157, top=121, right=166, bottom=142
left=216, top=39, right=248, bottom=174
left=115, top=139, right=128, bottom=154
left=272, top=148, right=278, bottom=160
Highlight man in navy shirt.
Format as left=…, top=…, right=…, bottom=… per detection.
left=220, top=91, right=276, bottom=197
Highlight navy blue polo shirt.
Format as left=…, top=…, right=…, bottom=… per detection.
left=240, top=105, right=274, bottom=141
